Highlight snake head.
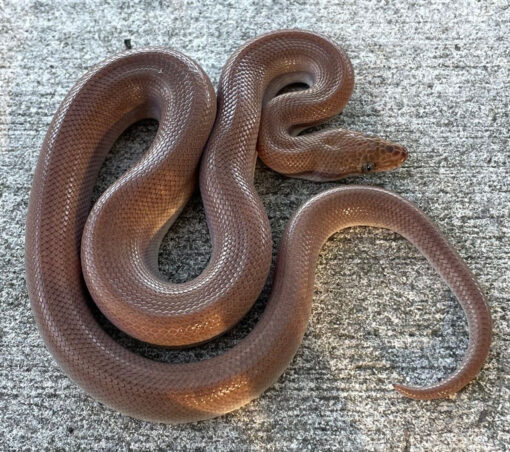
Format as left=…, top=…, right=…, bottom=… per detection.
left=294, top=130, right=408, bottom=181
left=355, top=134, right=408, bottom=176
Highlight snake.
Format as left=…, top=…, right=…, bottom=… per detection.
left=25, top=30, right=491, bottom=423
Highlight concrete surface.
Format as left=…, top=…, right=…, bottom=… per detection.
left=1, top=0, right=509, bottom=450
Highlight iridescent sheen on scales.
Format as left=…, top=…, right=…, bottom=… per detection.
left=25, top=30, right=491, bottom=423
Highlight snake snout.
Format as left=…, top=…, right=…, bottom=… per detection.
left=384, top=141, right=408, bottom=167
left=396, top=144, right=408, bottom=164
left=383, top=142, right=407, bottom=159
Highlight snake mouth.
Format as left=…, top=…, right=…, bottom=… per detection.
left=397, top=146, right=408, bottom=164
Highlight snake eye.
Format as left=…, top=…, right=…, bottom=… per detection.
left=362, top=162, right=375, bottom=173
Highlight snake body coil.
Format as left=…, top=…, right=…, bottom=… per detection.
left=25, top=30, right=491, bottom=423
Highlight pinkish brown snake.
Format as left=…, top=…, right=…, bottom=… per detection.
left=25, top=30, right=491, bottom=423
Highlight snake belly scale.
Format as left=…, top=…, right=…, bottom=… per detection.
left=25, top=30, right=491, bottom=423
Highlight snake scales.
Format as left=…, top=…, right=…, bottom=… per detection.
left=25, top=30, right=491, bottom=423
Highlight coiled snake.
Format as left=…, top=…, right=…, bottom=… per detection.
left=25, top=30, right=491, bottom=423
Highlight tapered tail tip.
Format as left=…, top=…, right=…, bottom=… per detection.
left=393, top=383, right=457, bottom=400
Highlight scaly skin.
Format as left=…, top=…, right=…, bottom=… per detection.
left=25, top=30, right=489, bottom=423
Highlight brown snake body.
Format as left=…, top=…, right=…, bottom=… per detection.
left=25, top=30, right=491, bottom=423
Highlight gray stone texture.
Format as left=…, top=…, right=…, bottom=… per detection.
left=1, top=0, right=509, bottom=450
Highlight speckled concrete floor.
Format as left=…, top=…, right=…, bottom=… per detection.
left=1, top=0, right=509, bottom=450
